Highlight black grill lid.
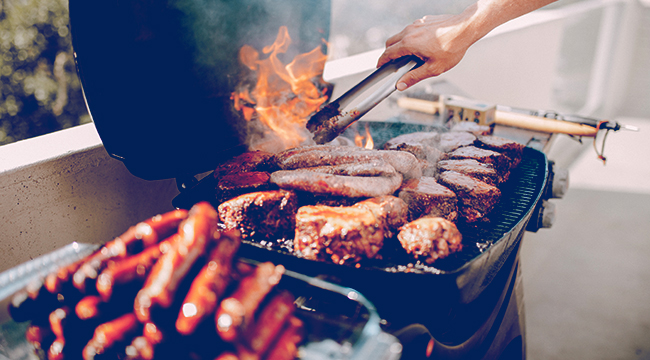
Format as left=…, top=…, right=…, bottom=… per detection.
left=69, top=0, right=331, bottom=180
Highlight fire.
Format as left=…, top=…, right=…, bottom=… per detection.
left=232, top=26, right=329, bottom=152
left=353, top=122, right=375, bottom=149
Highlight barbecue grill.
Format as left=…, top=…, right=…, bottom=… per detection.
left=0, top=1, right=568, bottom=359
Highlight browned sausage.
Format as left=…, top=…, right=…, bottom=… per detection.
left=134, top=202, right=219, bottom=323
left=176, top=230, right=241, bottom=335
left=72, top=209, right=188, bottom=293
left=215, top=262, right=284, bottom=342
left=243, top=290, right=295, bottom=355
left=96, top=236, right=176, bottom=302
left=82, top=313, right=141, bottom=360
left=124, top=336, right=155, bottom=360
left=263, top=316, right=305, bottom=360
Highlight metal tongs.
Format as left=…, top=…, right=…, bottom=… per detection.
left=307, top=55, right=423, bottom=144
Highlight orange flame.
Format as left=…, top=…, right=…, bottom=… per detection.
left=232, top=26, right=329, bottom=152
left=353, top=123, right=375, bottom=149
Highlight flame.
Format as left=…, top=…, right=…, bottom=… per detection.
left=353, top=123, right=374, bottom=149
left=232, top=26, right=329, bottom=152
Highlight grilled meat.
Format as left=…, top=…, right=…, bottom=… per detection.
left=213, top=150, right=278, bottom=179
left=353, top=195, right=409, bottom=238
left=397, top=217, right=462, bottom=264
left=274, top=145, right=422, bottom=180
left=437, top=159, right=500, bottom=186
left=216, top=171, right=274, bottom=203
left=444, top=145, right=510, bottom=182
left=476, top=134, right=524, bottom=169
left=270, top=170, right=403, bottom=198
left=218, top=190, right=298, bottom=241
left=437, top=131, right=477, bottom=152
left=294, top=205, right=385, bottom=265
left=11, top=204, right=304, bottom=360
left=450, top=122, right=493, bottom=136
left=437, top=171, right=501, bottom=223
left=383, top=132, right=443, bottom=162
left=398, top=177, right=458, bottom=222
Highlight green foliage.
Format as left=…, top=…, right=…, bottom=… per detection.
left=0, top=0, right=89, bottom=145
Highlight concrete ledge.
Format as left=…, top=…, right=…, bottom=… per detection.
left=0, top=124, right=179, bottom=272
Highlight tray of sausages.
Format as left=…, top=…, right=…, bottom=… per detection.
left=0, top=202, right=401, bottom=360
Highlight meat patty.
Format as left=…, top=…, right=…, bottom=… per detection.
left=437, top=171, right=501, bottom=223
left=436, top=159, right=500, bottom=186
left=398, top=177, right=458, bottom=222
left=294, top=205, right=384, bottom=265
left=218, top=190, right=298, bottom=241
left=397, top=217, right=462, bottom=264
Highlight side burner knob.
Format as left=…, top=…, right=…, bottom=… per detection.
left=540, top=200, right=556, bottom=228
left=551, top=166, right=569, bottom=199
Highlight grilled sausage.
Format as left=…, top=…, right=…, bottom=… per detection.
left=215, top=262, right=284, bottom=342
left=274, top=145, right=421, bottom=179
left=176, top=230, right=241, bottom=335
left=96, top=236, right=176, bottom=302
left=243, top=291, right=295, bottom=355
left=83, top=313, right=141, bottom=360
left=134, top=203, right=219, bottom=323
left=72, top=209, right=188, bottom=294
left=263, top=316, right=305, bottom=360
left=271, top=170, right=403, bottom=198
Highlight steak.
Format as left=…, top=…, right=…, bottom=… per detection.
left=437, top=171, right=501, bottom=223
left=437, top=131, right=477, bottom=152
left=353, top=195, right=409, bottom=238
left=436, top=159, right=500, bottom=186
left=218, top=190, right=298, bottom=241
left=398, top=177, right=458, bottom=222
left=294, top=205, right=384, bottom=265
left=444, top=146, right=510, bottom=182
left=476, top=135, right=524, bottom=169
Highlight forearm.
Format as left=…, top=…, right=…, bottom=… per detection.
left=461, top=0, right=558, bottom=47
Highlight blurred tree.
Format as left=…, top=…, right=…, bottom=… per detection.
left=0, top=0, right=89, bottom=146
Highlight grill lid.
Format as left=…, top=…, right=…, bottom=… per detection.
left=69, top=0, right=331, bottom=180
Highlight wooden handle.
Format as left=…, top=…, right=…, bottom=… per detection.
left=397, top=97, right=598, bottom=137
left=494, top=111, right=597, bottom=136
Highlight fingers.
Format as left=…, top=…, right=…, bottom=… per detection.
left=396, top=64, right=436, bottom=91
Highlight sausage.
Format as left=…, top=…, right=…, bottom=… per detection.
left=270, top=170, right=403, bottom=198
left=124, top=336, right=155, bottom=360
left=274, top=145, right=421, bottom=179
left=25, top=324, right=54, bottom=352
left=83, top=313, right=141, bottom=360
left=96, top=236, right=175, bottom=302
left=299, top=160, right=397, bottom=177
left=134, top=202, right=219, bottom=323
left=215, top=262, right=284, bottom=342
left=176, top=230, right=241, bottom=335
left=263, top=316, right=305, bottom=360
left=9, top=278, right=58, bottom=322
left=72, top=209, right=188, bottom=294
left=243, top=291, right=295, bottom=355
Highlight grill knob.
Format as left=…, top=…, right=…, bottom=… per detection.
left=551, top=166, right=569, bottom=199
left=540, top=200, right=556, bottom=228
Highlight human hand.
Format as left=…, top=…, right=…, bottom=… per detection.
left=377, top=13, right=476, bottom=91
